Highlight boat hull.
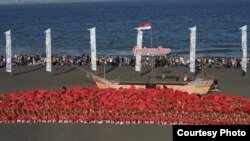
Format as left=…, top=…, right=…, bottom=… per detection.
left=92, top=75, right=214, bottom=95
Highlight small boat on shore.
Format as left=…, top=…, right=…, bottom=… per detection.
left=72, top=64, right=214, bottom=95
left=91, top=74, right=214, bottom=95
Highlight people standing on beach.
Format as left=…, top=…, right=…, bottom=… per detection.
left=184, top=71, right=188, bottom=82
left=161, top=74, right=165, bottom=84
left=61, top=86, right=67, bottom=94
left=52, top=56, right=57, bottom=66
left=1, top=53, right=249, bottom=72
left=86, top=55, right=90, bottom=66
left=212, top=79, right=221, bottom=92
left=0, top=56, right=5, bottom=68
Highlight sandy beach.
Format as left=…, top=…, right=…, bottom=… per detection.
left=0, top=65, right=249, bottom=97
left=0, top=123, right=171, bottom=141
left=0, top=65, right=249, bottom=141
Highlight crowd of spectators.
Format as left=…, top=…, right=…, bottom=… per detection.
left=0, top=54, right=250, bottom=69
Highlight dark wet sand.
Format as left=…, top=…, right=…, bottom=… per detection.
left=0, top=124, right=171, bottom=141
left=0, top=65, right=249, bottom=97
left=0, top=65, right=249, bottom=141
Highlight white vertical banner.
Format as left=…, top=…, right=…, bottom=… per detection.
left=5, top=30, right=12, bottom=73
left=89, top=27, right=97, bottom=71
left=189, top=26, right=196, bottom=73
left=135, top=29, right=143, bottom=72
left=45, top=28, right=52, bottom=72
left=240, top=25, right=247, bottom=74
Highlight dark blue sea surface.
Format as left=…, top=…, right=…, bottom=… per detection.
left=0, top=1, right=250, bottom=57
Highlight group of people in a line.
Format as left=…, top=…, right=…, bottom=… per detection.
left=0, top=54, right=250, bottom=70
left=0, top=87, right=249, bottom=124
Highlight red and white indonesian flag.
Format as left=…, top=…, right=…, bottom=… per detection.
left=138, top=23, right=152, bottom=30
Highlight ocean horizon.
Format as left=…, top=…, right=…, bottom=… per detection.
left=0, top=1, right=250, bottom=57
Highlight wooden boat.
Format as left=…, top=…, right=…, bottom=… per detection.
left=73, top=63, right=214, bottom=95
left=91, top=74, right=214, bottom=95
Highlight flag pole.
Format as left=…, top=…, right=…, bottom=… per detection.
left=150, top=26, right=153, bottom=48
left=149, top=26, right=152, bottom=83
left=104, top=54, right=106, bottom=79
left=150, top=24, right=156, bottom=83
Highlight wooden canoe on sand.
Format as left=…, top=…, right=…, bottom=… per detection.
left=91, top=75, right=214, bottom=95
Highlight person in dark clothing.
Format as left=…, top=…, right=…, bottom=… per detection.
left=61, top=86, right=67, bottom=94
left=212, top=79, right=221, bottom=92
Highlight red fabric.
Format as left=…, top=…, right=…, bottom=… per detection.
left=0, top=87, right=249, bottom=125
left=139, top=23, right=152, bottom=28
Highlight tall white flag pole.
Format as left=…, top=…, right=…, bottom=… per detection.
left=240, top=25, right=247, bottom=77
left=45, top=28, right=52, bottom=72
left=135, top=29, right=143, bottom=72
left=5, top=30, right=12, bottom=73
left=189, top=26, right=196, bottom=74
left=88, top=27, right=97, bottom=72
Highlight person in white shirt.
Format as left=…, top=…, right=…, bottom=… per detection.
left=184, top=71, right=188, bottom=82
